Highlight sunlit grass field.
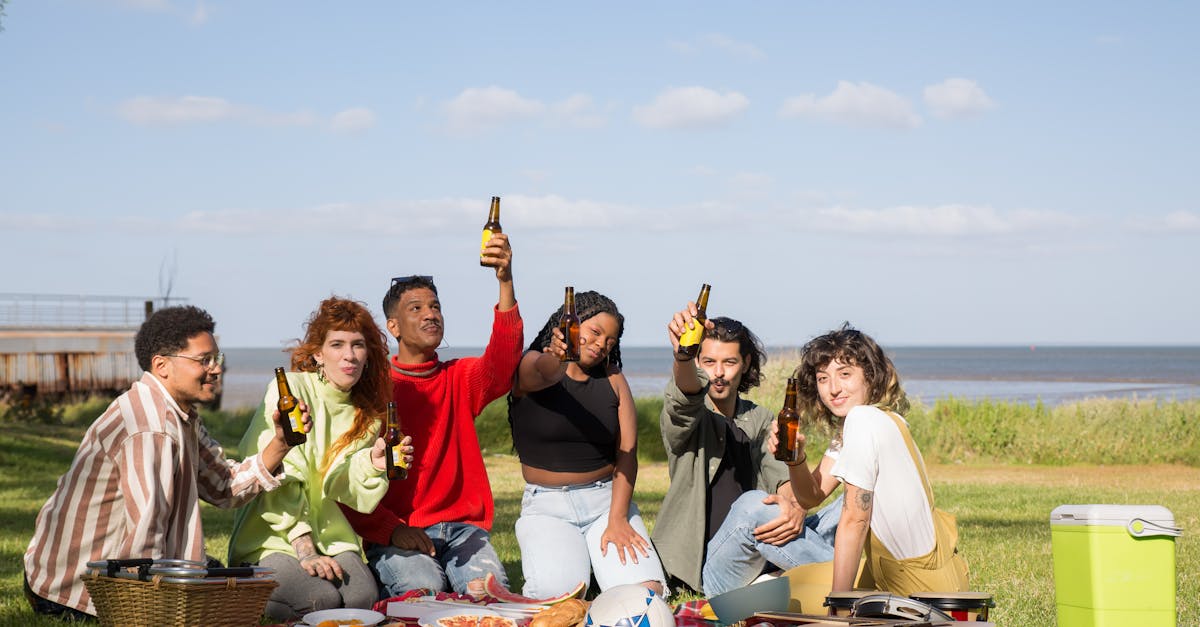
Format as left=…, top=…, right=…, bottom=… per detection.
left=3, top=394, right=1198, bottom=625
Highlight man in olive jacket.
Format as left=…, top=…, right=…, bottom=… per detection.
left=652, top=307, right=841, bottom=595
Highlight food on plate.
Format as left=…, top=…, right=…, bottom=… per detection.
left=484, top=572, right=586, bottom=605
left=316, top=620, right=364, bottom=627
left=435, top=615, right=516, bottom=627
left=530, top=599, right=590, bottom=627
left=478, top=616, right=519, bottom=627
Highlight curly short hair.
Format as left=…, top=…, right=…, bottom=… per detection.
left=793, top=322, right=909, bottom=429
left=703, top=317, right=766, bottom=393
left=134, top=306, right=216, bottom=371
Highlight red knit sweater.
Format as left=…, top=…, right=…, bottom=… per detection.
left=341, top=305, right=523, bottom=545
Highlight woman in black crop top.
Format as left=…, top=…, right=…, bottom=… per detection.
left=508, top=291, right=665, bottom=599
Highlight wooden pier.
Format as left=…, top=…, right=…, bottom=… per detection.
left=0, top=294, right=182, bottom=403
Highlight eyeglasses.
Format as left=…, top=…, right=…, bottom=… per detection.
left=391, top=275, right=433, bottom=285
left=164, top=352, right=225, bottom=370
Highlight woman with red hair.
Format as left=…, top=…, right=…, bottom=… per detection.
left=229, top=297, right=412, bottom=620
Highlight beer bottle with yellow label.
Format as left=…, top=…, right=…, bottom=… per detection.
left=480, top=196, right=502, bottom=266
left=384, top=401, right=408, bottom=481
left=774, top=378, right=803, bottom=463
left=675, top=284, right=711, bottom=360
left=559, top=286, right=581, bottom=362
left=274, top=367, right=307, bottom=446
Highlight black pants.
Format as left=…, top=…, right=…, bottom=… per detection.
left=24, top=572, right=95, bottom=622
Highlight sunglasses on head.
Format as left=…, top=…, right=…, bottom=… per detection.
left=391, top=275, right=433, bottom=285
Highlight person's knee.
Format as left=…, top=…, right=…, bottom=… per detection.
left=729, top=490, right=777, bottom=525
left=642, top=580, right=665, bottom=596
left=372, top=549, right=445, bottom=594
left=310, top=584, right=343, bottom=611
left=341, top=581, right=380, bottom=609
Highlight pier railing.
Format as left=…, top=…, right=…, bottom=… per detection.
left=0, top=294, right=187, bottom=330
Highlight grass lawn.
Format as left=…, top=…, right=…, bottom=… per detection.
left=2, top=421, right=1197, bottom=625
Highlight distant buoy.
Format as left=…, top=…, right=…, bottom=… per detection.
left=1030, top=345, right=1036, bottom=351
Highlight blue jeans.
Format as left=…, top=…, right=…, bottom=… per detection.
left=515, top=479, right=666, bottom=599
left=366, top=522, right=508, bottom=597
left=702, top=491, right=842, bottom=596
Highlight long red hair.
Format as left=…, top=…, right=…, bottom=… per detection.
left=290, top=296, right=391, bottom=474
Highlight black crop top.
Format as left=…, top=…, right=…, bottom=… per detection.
left=510, top=374, right=620, bottom=473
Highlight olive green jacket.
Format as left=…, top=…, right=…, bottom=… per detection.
left=650, top=374, right=790, bottom=592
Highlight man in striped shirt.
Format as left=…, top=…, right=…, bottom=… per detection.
left=23, top=305, right=309, bottom=619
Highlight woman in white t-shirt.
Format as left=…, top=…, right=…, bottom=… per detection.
left=776, top=323, right=967, bottom=594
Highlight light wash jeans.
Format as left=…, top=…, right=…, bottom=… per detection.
left=702, top=490, right=843, bottom=596
left=366, top=522, right=508, bottom=597
left=515, top=478, right=666, bottom=599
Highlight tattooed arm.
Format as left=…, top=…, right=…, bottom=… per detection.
left=291, top=533, right=344, bottom=582
left=831, top=481, right=874, bottom=591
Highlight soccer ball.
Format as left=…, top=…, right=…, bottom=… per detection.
left=585, top=584, right=676, bottom=627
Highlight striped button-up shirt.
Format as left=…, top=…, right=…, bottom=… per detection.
left=23, top=372, right=283, bottom=614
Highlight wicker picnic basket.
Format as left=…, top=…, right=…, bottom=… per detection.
left=83, top=558, right=277, bottom=627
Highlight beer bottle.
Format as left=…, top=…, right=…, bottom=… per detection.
left=274, top=367, right=307, bottom=447
left=775, top=378, right=803, bottom=463
left=559, top=286, right=581, bottom=362
left=383, top=401, right=408, bottom=481
left=675, top=283, right=711, bottom=360
left=479, top=196, right=502, bottom=266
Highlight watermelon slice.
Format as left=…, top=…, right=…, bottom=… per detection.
left=484, top=572, right=586, bottom=605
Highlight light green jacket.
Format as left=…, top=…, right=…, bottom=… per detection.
left=651, top=373, right=790, bottom=592
left=228, top=372, right=387, bottom=565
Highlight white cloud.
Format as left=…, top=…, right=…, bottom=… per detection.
left=190, top=1, right=209, bottom=25
left=0, top=212, right=96, bottom=232
left=119, top=95, right=234, bottom=125
left=1131, top=210, right=1200, bottom=232
left=117, top=95, right=317, bottom=127
left=1164, top=210, right=1200, bottom=230
left=549, top=94, right=608, bottom=129
left=798, top=204, right=1080, bottom=236
left=633, top=86, right=749, bottom=129
left=669, top=33, right=766, bottom=60
left=667, top=40, right=695, bottom=54
left=923, top=78, right=996, bottom=118
left=171, top=195, right=726, bottom=236
left=330, top=107, right=377, bottom=133
left=443, top=86, right=546, bottom=135
left=1, top=198, right=1092, bottom=242
left=115, top=0, right=172, bottom=10
left=729, top=172, right=773, bottom=189
left=779, top=81, right=921, bottom=129
left=700, top=33, right=766, bottom=60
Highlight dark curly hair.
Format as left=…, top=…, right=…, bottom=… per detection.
left=527, top=290, right=623, bottom=379
left=134, top=306, right=216, bottom=371
left=382, top=275, right=438, bottom=320
left=792, top=322, right=909, bottom=429
left=703, top=316, right=766, bottom=393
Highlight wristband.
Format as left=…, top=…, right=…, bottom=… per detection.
left=784, top=455, right=808, bottom=467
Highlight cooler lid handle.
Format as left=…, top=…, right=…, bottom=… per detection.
left=1127, top=517, right=1182, bottom=538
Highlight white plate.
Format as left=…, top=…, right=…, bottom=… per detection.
left=418, top=607, right=499, bottom=627
left=301, top=608, right=386, bottom=626
left=488, top=602, right=547, bottom=620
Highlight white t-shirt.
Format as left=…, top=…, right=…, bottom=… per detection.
left=828, top=405, right=936, bottom=560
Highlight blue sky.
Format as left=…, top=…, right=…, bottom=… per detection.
left=1, top=1, right=1197, bottom=348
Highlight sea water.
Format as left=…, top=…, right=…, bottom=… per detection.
left=217, top=345, right=1200, bottom=411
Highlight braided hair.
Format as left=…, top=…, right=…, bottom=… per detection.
left=527, top=290, right=624, bottom=379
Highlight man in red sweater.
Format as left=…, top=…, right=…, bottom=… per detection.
left=341, top=232, right=522, bottom=598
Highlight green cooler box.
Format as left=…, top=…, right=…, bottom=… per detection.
left=1051, top=504, right=1181, bottom=627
